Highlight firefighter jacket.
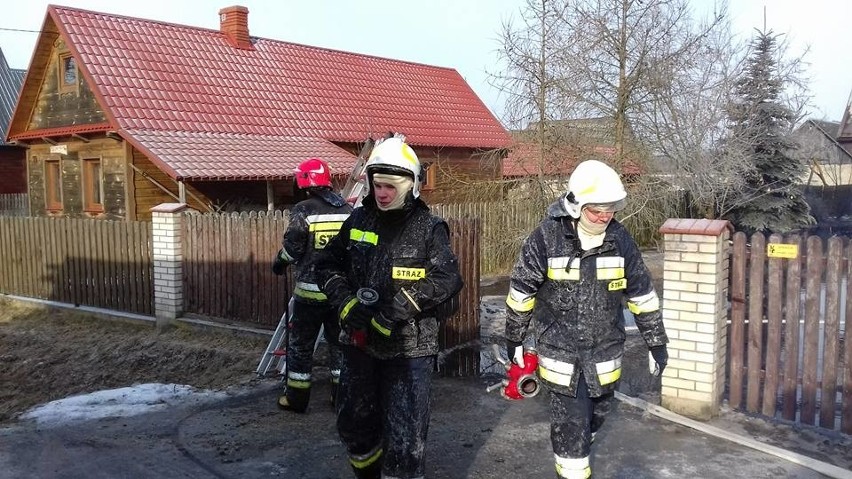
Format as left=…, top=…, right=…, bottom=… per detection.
left=280, top=189, right=352, bottom=304
left=505, top=198, right=668, bottom=397
left=315, top=195, right=463, bottom=359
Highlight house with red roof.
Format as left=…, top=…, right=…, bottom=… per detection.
left=6, top=5, right=509, bottom=220
left=502, top=117, right=641, bottom=198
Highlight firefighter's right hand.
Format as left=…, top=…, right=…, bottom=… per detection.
left=506, top=340, right=525, bottom=368
left=338, top=296, right=375, bottom=331
left=271, top=249, right=287, bottom=276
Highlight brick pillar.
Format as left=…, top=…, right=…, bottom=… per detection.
left=658, top=218, right=731, bottom=420
left=151, top=203, right=187, bottom=329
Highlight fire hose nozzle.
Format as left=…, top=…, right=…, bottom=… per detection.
left=487, top=345, right=541, bottom=400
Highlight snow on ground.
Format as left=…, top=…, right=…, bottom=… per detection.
left=19, top=384, right=230, bottom=427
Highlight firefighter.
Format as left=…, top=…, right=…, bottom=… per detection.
left=504, top=159, right=669, bottom=479
left=272, top=157, right=352, bottom=413
left=315, top=137, right=463, bottom=479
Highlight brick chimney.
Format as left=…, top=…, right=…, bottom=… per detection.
left=219, top=6, right=253, bottom=50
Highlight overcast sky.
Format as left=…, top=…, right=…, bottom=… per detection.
left=0, top=1, right=848, bottom=124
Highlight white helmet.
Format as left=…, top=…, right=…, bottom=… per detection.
left=563, top=160, right=627, bottom=218
left=365, top=136, right=422, bottom=198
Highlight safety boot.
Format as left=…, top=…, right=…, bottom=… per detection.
left=277, top=388, right=309, bottom=413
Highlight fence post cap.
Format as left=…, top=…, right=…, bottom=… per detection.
left=659, top=218, right=732, bottom=236
left=150, top=203, right=187, bottom=214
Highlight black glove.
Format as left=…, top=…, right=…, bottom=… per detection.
left=338, top=296, right=375, bottom=332
left=649, top=345, right=668, bottom=377
left=271, top=249, right=287, bottom=276
left=506, top=340, right=524, bottom=367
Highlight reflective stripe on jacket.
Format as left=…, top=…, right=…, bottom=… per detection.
left=282, top=193, right=352, bottom=304
left=315, top=197, right=463, bottom=359
left=505, top=199, right=667, bottom=397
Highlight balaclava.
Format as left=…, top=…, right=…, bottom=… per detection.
left=576, top=203, right=617, bottom=250
left=372, top=173, right=414, bottom=211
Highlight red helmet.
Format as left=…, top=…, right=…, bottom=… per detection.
left=294, top=158, right=332, bottom=189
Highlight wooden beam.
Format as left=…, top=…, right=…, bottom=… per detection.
left=266, top=180, right=274, bottom=211
left=71, top=133, right=90, bottom=143
left=41, top=137, right=58, bottom=145
left=105, top=131, right=122, bottom=142
left=178, top=181, right=186, bottom=203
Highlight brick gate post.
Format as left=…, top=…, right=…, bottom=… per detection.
left=151, top=203, right=187, bottom=329
left=658, top=218, right=731, bottom=420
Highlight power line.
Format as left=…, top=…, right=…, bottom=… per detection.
left=0, top=27, right=42, bottom=34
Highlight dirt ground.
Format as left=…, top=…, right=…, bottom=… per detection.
left=2, top=249, right=851, bottom=474
left=0, top=297, right=269, bottom=425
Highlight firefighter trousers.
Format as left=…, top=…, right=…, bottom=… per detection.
left=550, top=373, right=616, bottom=475
left=284, top=300, right=343, bottom=410
left=337, top=345, right=434, bottom=479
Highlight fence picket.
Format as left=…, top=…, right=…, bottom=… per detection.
left=729, top=232, right=747, bottom=409
left=843, top=241, right=852, bottom=434
left=781, top=234, right=803, bottom=421
left=746, top=233, right=766, bottom=413
left=820, top=237, right=842, bottom=428
left=801, top=236, right=823, bottom=425
left=762, top=234, right=783, bottom=417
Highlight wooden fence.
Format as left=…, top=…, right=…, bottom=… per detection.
left=0, top=193, right=29, bottom=217
left=728, top=232, right=852, bottom=433
left=0, top=216, right=153, bottom=315
left=182, top=210, right=291, bottom=325
left=181, top=211, right=482, bottom=375
left=432, top=201, right=541, bottom=275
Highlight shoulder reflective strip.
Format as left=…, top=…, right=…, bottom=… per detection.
left=286, top=378, right=311, bottom=389
left=596, top=256, right=625, bottom=279
left=608, top=278, right=627, bottom=291
left=308, top=221, right=344, bottom=232
left=596, top=267, right=624, bottom=280
left=288, top=371, right=311, bottom=380
left=371, top=317, right=391, bottom=337
left=350, top=446, right=383, bottom=469
left=306, top=213, right=350, bottom=223
left=548, top=256, right=581, bottom=269
left=595, top=357, right=623, bottom=386
left=596, top=256, right=625, bottom=268
left=627, top=291, right=660, bottom=314
left=350, top=228, right=378, bottom=245
left=392, top=267, right=426, bottom=280
left=506, top=287, right=535, bottom=313
left=547, top=268, right=580, bottom=280
left=340, top=296, right=359, bottom=320
left=538, top=356, right=576, bottom=375
left=555, top=454, right=591, bottom=479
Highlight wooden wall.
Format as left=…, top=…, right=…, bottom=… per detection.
left=0, top=146, right=27, bottom=194
left=27, top=138, right=128, bottom=220
left=131, top=148, right=209, bottom=221
left=27, top=38, right=106, bottom=130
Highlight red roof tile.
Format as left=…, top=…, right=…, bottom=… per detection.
left=37, top=6, right=509, bottom=180
left=123, top=129, right=357, bottom=181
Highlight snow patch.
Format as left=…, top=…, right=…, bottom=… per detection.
left=20, top=383, right=229, bottom=427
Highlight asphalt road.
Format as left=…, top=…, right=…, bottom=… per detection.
left=0, top=376, right=832, bottom=479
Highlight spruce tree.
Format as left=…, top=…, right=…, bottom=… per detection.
left=725, top=31, right=813, bottom=234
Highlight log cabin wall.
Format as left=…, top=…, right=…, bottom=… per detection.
left=130, top=147, right=209, bottom=221
left=26, top=138, right=129, bottom=220
left=28, top=38, right=106, bottom=130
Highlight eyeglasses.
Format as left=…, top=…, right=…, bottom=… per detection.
left=584, top=208, right=615, bottom=222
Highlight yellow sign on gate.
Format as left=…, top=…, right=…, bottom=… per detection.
left=766, top=243, right=798, bottom=259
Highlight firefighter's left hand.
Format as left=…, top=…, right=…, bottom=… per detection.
left=506, top=340, right=525, bottom=368
left=649, top=345, right=668, bottom=377
left=271, top=250, right=287, bottom=276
